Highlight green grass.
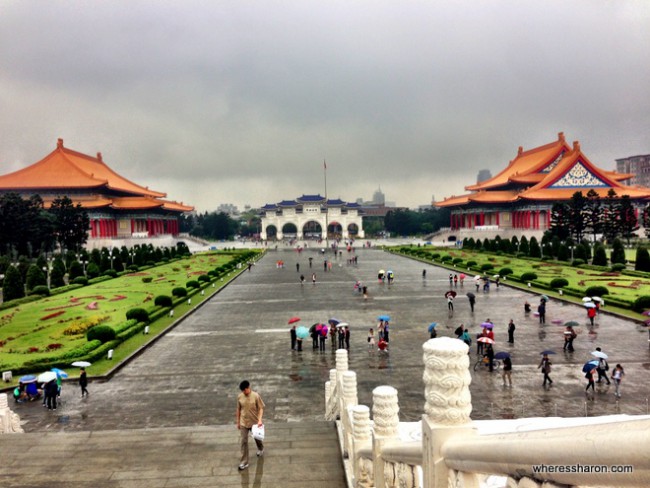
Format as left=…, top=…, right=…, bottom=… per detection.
left=0, top=251, right=258, bottom=378
left=391, top=246, right=650, bottom=320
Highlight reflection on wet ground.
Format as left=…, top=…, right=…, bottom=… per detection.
left=15, top=248, right=650, bottom=432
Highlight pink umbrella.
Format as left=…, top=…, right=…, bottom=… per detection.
left=459, top=273, right=466, bottom=279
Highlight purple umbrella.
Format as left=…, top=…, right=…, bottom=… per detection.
left=480, top=322, right=493, bottom=329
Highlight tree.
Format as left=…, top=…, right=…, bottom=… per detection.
left=610, top=238, right=626, bottom=265
left=592, top=243, right=608, bottom=266
left=618, top=195, right=639, bottom=244
left=574, top=243, right=588, bottom=262
left=635, top=247, right=650, bottom=272
left=529, top=237, right=541, bottom=258
left=49, top=196, right=89, bottom=253
left=50, top=257, right=66, bottom=288
left=519, top=236, right=529, bottom=256
left=549, top=202, right=571, bottom=240
left=643, top=203, right=650, bottom=239
left=68, top=261, right=85, bottom=280
left=584, top=189, right=603, bottom=242
left=602, top=189, right=619, bottom=243
left=557, top=243, right=570, bottom=261
left=25, top=264, right=47, bottom=293
left=2, top=265, right=24, bottom=301
left=567, top=191, right=587, bottom=242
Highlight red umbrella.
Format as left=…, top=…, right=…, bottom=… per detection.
left=445, top=290, right=457, bottom=298
left=288, top=317, right=301, bottom=324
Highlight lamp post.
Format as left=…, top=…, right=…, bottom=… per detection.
left=570, top=245, right=575, bottom=262
left=82, top=259, right=88, bottom=276
left=42, top=258, right=53, bottom=289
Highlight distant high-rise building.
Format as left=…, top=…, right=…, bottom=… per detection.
left=372, top=187, right=385, bottom=205
left=616, top=154, right=650, bottom=188
left=477, top=169, right=492, bottom=183
left=216, top=203, right=239, bottom=216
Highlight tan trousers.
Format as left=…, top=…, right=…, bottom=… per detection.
left=240, top=427, right=264, bottom=464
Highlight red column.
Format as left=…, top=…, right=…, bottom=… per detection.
left=480, top=211, right=485, bottom=226
left=496, top=212, right=500, bottom=226
left=147, top=218, right=151, bottom=236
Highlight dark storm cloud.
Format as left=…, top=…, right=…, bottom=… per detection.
left=1, top=1, right=649, bottom=211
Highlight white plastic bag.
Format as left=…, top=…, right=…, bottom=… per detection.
left=251, top=424, right=265, bottom=441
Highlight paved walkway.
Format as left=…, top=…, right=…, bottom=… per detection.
left=3, top=247, right=650, bottom=485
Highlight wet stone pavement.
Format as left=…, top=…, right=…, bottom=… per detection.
left=15, top=247, right=650, bottom=432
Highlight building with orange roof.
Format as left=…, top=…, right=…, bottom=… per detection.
left=0, top=138, right=193, bottom=239
left=436, top=132, right=650, bottom=233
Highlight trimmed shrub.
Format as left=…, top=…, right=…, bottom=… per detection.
left=466, top=260, right=477, bottom=267
left=30, top=285, right=50, bottom=296
left=126, top=307, right=149, bottom=323
left=521, top=272, right=538, bottom=281
left=610, top=238, right=626, bottom=264
left=592, top=244, right=608, bottom=266
left=571, top=259, right=585, bottom=266
left=86, top=262, right=100, bottom=278
left=452, top=257, right=464, bottom=264
left=197, top=274, right=211, bottom=283
left=585, top=285, right=609, bottom=297
left=632, top=295, right=650, bottom=313
left=635, top=248, right=650, bottom=272
left=498, top=267, right=513, bottom=276
left=186, top=280, right=200, bottom=289
left=127, top=264, right=139, bottom=272
left=431, top=253, right=441, bottom=260
left=480, top=263, right=494, bottom=271
left=611, top=263, right=626, bottom=272
left=172, top=287, right=188, bottom=298
left=72, top=276, right=89, bottom=286
left=86, top=325, right=116, bottom=343
left=529, top=237, right=541, bottom=258
left=2, top=266, right=25, bottom=301
left=142, top=276, right=153, bottom=283
left=154, top=295, right=173, bottom=307
left=102, top=269, right=118, bottom=278
left=550, top=278, right=569, bottom=289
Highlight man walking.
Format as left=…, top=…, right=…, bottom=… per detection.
left=236, top=380, right=265, bottom=471
left=507, top=319, right=516, bottom=344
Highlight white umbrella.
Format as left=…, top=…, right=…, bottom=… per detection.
left=71, top=361, right=92, bottom=367
left=584, top=302, right=596, bottom=309
left=591, top=350, right=608, bottom=359
left=591, top=296, right=603, bottom=303
left=582, top=297, right=593, bottom=302
left=37, top=371, right=57, bottom=383
left=336, top=322, right=349, bottom=328
left=473, top=275, right=481, bottom=281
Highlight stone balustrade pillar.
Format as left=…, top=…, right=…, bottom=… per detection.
left=325, top=368, right=338, bottom=420
left=372, top=385, right=400, bottom=488
left=421, top=337, right=477, bottom=488
left=351, top=404, right=372, bottom=487
left=341, top=370, right=358, bottom=458
left=0, top=392, right=24, bottom=434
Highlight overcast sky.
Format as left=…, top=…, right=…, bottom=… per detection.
left=1, top=1, right=649, bottom=213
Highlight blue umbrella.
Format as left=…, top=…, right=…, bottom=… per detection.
left=540, top=350, right=556, bottom=355
left=377, top=314, right=390, bottom=322
left=582, top=360, right=599, bottom=373
left=51, top=368, right=68, bottom=379
left=428, top=322, right=438, bottom=333
left=19, top=375, right=37, bottom=383
left=328, top=318, right=340, bottom=326
left=494, top=351, right=510, bottom=360
left=296, top=326, right=309, bottom=339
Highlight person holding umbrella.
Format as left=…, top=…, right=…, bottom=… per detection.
left=587, top=306, right=597, bottom=326
left=80, top=368, right=89, bottom=397
left=593, top=348, right=610, bottom=385
left=585, top=364, right=596, bottom=393
left=612, top=364, right=625, bottom=398
left=466, top=292, right=476, bottom=313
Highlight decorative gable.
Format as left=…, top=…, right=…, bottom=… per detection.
left=549, top=161, right=609, bottom=189
left=540, top=150, right=565, bottom=173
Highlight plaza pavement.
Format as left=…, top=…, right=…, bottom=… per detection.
left=3, top=247, right=650, bottom=486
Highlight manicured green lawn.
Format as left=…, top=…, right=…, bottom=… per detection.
left=0, top=252, right=250, bottom=375
left=391, top=246, right=650, bottom=320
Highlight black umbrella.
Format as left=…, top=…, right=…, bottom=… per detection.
left=466, top=292, right=475, bottom=299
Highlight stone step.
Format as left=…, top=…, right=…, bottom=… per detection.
left=0, top=421, right=346, bottom=488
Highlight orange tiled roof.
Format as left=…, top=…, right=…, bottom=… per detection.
left=0, top=139, right=166, bottom=198
left=466, top=132, right=570, bottom=191
left=436, top=134, right=650, bottom=208
left=41, top=195, right=113, bottom=210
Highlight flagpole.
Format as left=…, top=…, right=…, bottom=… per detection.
left=324, top=159, right=328, bottom=247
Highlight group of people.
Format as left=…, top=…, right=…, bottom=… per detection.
left=13, top=367, right=89, bottom=410
left=289, top=324, right=350, bottom=352
left=368, top=319, right=390, bottom=352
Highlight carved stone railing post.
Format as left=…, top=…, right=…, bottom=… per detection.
left=372, top=385, right=400, bottom=488
left=421, top=337, right=477, bottom=488
left=0, top=393, right=24, bottom=434
left=325, top=368, right=338, bottom=420
left=336, top=349, right=350, bottom=416
left=341, top=370, right=359, bottom=457
left=351, top=404, right=373, bottom=487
